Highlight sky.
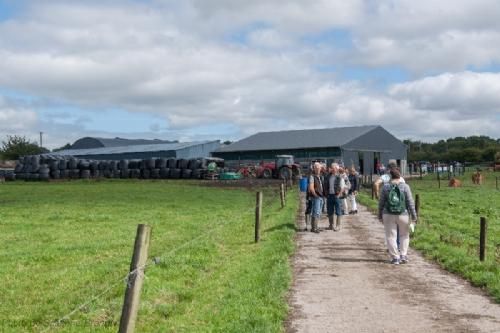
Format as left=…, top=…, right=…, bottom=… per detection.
left=0, top=0, right=499, bottom=149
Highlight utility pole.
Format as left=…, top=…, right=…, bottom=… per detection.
left=39, top=132, right=43, bottom=148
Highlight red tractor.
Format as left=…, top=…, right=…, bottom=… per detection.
left=256, top=155, right=302, bottom=180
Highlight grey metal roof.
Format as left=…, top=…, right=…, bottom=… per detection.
left=216, top=125, right=379, bottom=152
left=71, top=136, right=177, bottom=149
left=53, top=140, right=218, bottom=156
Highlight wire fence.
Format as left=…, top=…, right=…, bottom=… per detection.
left=39, top=186, right=291, bottom=332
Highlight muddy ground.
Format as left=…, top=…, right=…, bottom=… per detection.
left=286, top=193, right=500, bottom=333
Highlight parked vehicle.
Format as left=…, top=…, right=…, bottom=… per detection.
left=256, top=155, right=302, bottom=180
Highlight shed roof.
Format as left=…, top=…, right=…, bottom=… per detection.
left=54, top=140, right=218, bottom=157
left=216, top=125, right=379, bottom=152
left=71, top=137, right=177, bottom=149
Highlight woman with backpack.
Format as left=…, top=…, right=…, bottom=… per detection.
left=378, top=168, right=417, bottom=265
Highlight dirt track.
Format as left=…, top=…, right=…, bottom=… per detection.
left=287, top=193, right=500, bottom=333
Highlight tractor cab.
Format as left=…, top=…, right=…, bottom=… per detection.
left=276, top=155, right=295, bottom=168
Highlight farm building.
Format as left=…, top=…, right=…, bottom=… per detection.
left=213, top=125, right=408, bottom=175
left=53, top=138, right=220, bottom=160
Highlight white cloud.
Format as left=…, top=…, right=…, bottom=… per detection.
left=0, top=0, right=499, bottom=148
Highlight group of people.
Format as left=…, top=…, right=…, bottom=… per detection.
left=306, top=162, right=358, bottom=233
left=305, top=160, right=418, bottom=265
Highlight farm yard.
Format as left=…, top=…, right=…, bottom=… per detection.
left=357, top=170, right=500, bottom=302
left=0, top=180, right=297, bottom=332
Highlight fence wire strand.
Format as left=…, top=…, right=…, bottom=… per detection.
left=40, top=187, right=290, bottom=332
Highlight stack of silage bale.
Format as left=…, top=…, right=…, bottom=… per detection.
left=10, top=154, right=213, bottom=181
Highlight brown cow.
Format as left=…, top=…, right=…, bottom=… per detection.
left=448, top=178, right=461, bottom=187
left=472, top=171, right=483, bottom=185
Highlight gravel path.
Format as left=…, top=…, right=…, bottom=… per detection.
left=286, top=193, right=500, bottom=333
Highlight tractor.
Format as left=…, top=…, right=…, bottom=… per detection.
left=256, top=155, right=302, bottom=180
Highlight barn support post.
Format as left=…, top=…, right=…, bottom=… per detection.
left=255, top=191, right=263, bottom=243
left=479, top=217, right=487, bottom=262
left=119, top=224, right=151, bottom=333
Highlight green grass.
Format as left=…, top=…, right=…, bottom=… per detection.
left=0, top=180, right=298, bottom=332
left=358, top=171, right=500, bottom=302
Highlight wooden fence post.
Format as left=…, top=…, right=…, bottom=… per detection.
left=415, top=194, right=420, bottom=218
left=280, top=184, right=285, bottom=208
left=371, top=184, right=375, bottom=200
left=119, top=224, right=152, bottom=333
left=255, top=191, right=262, bottom=243
left=479, top=217, right=487, bottom=262
left=419, top=167, right=423, bottom=180
left=437, top=172, right=441, bottom=189
left=496, top=176, right=498, bottom=190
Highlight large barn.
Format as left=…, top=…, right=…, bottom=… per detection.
left=53, top=137, right=220, bottom=160
left=213, top=125, right=408, bottom=175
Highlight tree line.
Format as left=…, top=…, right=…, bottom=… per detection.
left=403, top=136, right=500, bottom=163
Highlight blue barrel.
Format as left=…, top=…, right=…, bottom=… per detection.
left=299, top=176, right=308, bottom=192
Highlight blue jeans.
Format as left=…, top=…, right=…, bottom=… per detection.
left=327, top=194, right=342, bottom=216
left=311, top=196, right=324, bottom=218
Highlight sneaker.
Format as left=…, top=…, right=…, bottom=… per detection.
left=390, top=258, right=400, bottom=265
left=400, top=255, right=408, bottom=264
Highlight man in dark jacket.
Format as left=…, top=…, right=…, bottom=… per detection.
left=323, top=163, right=344, bottom=231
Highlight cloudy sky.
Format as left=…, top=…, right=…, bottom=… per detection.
left=0, top=0, right=499, bottom=149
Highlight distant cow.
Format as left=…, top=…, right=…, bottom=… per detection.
left=448, top=178, right=461, bottom=187
left=472, top=171, right=483, bottom=185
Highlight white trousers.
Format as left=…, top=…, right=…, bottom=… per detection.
left=383, top=213, right=410, bottom=259
left=342, top=198, right=348, bottom=214
left=349, top=194, right=357, bottom=211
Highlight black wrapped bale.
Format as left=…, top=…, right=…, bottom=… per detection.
left=91, top=170, right=100, bottom=178
left=49, top=160, right=59, bottom=171
left=157, top=158, right=167, bottom=169
left=62, top=170, right=71, bottom=179
left=68, top=158, right=78, bottom=170
left=51, top=170, right=61, bottom=179
left=129, top=169, right=141, bottom=178
left=29, top=173, right=40, bottom=181
left=120, top=169, right=130, bottom=179
left=59, top=159, right=68, bottom=170
left=141, top=169, right=151, bottom=179
left=128, top=160, right=138, bottom=169
left=90, top=161, right=99, bottom=171
left=119, top=159, right=129, bottom=170
left=80, top=170, right=91, bottom=179
left=181, top=169, right=192, bottom=179
left=167, top=158, right=177, bottom=169
left=70, top=170, right=80, bottom=179
left=188, top=159, right=201, bottom=170
left=78, top=160, right=90, bottom=170
left=146, top=158, right=155, bottom=169
left=150, top=168, right=160, bottom=179
left=192, top=169, right=203, bottom=179
left=160, top=168, right=170, bottom=179
left=177, top=159, right=189, bottom=169
left=110, top=161, right=118, bottom=171
left=103, top=170, right=112, bottom=178
left=170, top=168, right=181, bottom=179
left=16, top=173, right=27, bottom=180
left=112, top=170, right=121, bottom=178
left=15, top=163, right=24, bottom=173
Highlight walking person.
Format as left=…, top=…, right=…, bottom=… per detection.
left=339, top=167, right=350, bottom=215
left=324, top=163, right=344, bottom=231
left=378, top=168, right=417, bottom=264
left=348, top=167, right=358, bottom=214
left=308, top=162, right=325, bottom=233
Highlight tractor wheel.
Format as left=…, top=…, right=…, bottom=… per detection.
left=279, top=167, right=291, bottom=180
left=262, top=168, right=272, bottom=179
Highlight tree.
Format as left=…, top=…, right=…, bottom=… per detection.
left=52, top=143, right=72, bottom=152
left=0, top=135, right=44, bottom=160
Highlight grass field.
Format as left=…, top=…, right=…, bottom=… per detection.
left=358, top=171, right=500, bottom=302
left=0, top=180, right=297, bottom=332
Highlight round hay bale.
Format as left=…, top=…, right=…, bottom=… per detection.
left=128, top=160, right=138, bottom=169
left=129, top=169, right=141, bottom=178
left=109, top=161, right=118, bottom=171
left=78, top=160, right=90, bottom=170
left=120, top=169, right=130, bottom=179
left=112, top=170, right=121, bottom=178
left=49, top=160, right=59, bottom=171
left=91, top=170, right=100, bottom=178
left=51, top=170, right=61, bottom=179
left=39, top=172, right=50, bottom=181
left=70, top=170, right=80, bottom=179
left=30, top=173, right=40, bottom=181
left=89, top=161, right=99, bottom=171
left=119, top=160, right=129, bottom=170
left=15, top=163, right=24, bottom=173
left=61, top=170, right=71, bottom=179
left=188, top=159, right=200, bottom=170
